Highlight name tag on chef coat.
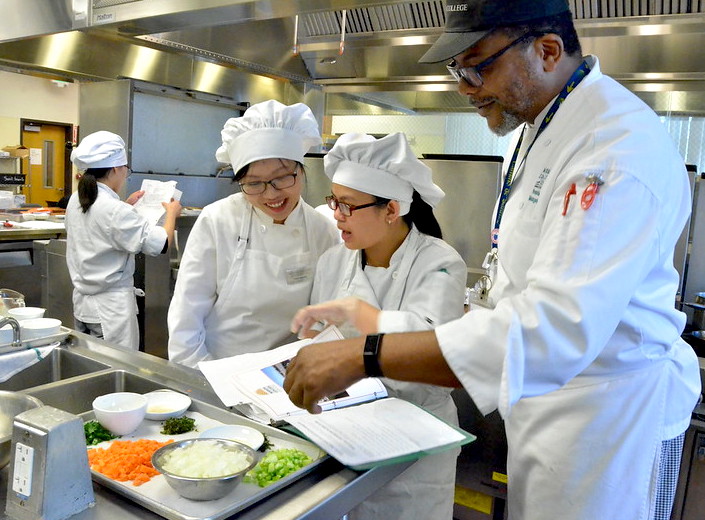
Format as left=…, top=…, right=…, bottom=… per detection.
left=283, top=252, right=314, bottom=285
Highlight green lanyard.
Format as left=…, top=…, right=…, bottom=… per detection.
left=491, top=60, right=591, bottom=248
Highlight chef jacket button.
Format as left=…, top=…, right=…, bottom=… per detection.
left=260, top=225, right=267, bottom=233
left=392, top=271, right=398, bottom=280
left=544, top=139, right=551, bottom=146
left=292, top=229, right=301, bottom=237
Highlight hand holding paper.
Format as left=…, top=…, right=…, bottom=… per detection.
left=198, top=326, right=475, bottom=470
left=283, top=334, right=366, bottom=414
left=132, top=179, right=182, bottom=225
left=291, top=296, right=382, bottom=338
left=198, top=326, right=387, bottom=422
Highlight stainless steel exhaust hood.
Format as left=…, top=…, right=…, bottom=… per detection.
left=2, top=0, right=705, bottom=113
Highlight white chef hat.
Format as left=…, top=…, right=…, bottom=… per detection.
left=324, top=132, right=444, bottom=215
left=215, top=100, right=321, bottom=175
left=70, top=131, right=127, bottom=171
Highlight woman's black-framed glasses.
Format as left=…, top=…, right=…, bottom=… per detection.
left=239, top=168, right=299, bottom=195
left=325, top=195, right=384, bottom=217
left=446, top=32, right=538, bottom=88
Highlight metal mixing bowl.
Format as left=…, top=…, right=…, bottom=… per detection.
left=0, top=391, right=43, bottom=468
left=152, top=438, right=258, bottom=501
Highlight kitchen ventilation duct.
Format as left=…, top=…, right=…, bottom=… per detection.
left=2, top=1, right=705, bottom=113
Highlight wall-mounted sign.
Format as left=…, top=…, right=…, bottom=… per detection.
left=29, top=148, right=42, bottom=166
left=0, top=174, right=25, bottom=185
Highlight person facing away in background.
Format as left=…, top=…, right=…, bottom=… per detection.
left=284, top=1, right=702, bottom=519
left=167, top=100, right=339, bottom=367
left=291, top=132, right=467, bottom=520
left=66, top=130, right=181, bottom=350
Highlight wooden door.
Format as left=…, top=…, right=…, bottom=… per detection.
left=21, top=124, right=67, bottom=206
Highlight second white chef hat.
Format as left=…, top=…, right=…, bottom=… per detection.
left=216, top=100, right=322, bottom=175
left=71, top=131, right=127, bottom=171
left=324, top=132, right=444, bottom=216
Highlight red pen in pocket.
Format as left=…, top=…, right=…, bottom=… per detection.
left=562, top=183, right=577, bottom=216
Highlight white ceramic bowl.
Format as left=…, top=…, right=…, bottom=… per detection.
left=20, top=318, right=61, bottom=340
left=199, top=425, right=265, bottom=450
left=92, top=392, right=147, bottom=436
left=8, top=307, right=46, bottom=321
left=144, top=390, right=192, bottom=421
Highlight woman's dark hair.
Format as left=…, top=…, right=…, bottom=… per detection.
left=500, top=11, right=582, bottom=57
left=233, top=159, right=306, bottom=183
left=77, top=167, right=112, bottom=213
left=375, top=191, right=443, bottom=239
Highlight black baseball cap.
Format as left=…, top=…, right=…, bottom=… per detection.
left=419, top=0, right=571, bottom=63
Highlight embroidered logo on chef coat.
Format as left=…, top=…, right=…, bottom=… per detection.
left=528, top=168, right=551, bottom=204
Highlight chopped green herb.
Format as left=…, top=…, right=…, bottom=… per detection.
left=84, top=420, right=119, bottom=446
left=244, top=448, right=312, bottom=487
left=160, top=416, right=196, bottom=435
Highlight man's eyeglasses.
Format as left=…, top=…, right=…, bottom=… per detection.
left=447, top=32, right=538, bottom=88
left=239, top=169, right=299, bottom=195
left=325, top=195, right=385, bottom=217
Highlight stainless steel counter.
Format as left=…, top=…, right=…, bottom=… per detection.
left=1, top=331, right=411, bottom=519
left=0, top=228, right=66, bottom=241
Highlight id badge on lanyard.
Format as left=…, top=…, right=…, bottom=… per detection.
left=472, top=61, right=590, bottom=306
left=467, top=249, right=498, bottom=307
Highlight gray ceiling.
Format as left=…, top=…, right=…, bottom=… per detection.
left=2, top=0, right=705, bottom=113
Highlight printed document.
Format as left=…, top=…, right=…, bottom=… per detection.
left=199, top=326, right=388, bottom=423
left=286, top=397, right=475, bottom=469
left=199, top=326, right=476, bottom=468
left=132, top=179, right=182, bottom=225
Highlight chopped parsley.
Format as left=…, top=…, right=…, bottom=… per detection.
left=84, top=420, right=120, bottom=445
left=160, top=416, right=196, bottom=435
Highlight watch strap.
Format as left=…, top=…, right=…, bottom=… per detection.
left=363, top=333, right=385, bottom=377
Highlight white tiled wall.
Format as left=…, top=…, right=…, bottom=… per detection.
left=332, top=112, right=705, bottom=173
left=331, top=113, right=512, bottom=157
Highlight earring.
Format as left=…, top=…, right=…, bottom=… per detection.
left=386, top=220, right=392, bottom=225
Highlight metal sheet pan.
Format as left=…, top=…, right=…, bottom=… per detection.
left=0, top=326, right=71, bottom=355
left=85, top=397, right=328, bottom=520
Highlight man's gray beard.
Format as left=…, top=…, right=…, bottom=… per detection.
left=491, top=111, right=523, bottom=137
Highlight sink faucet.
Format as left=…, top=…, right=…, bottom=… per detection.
left=0, top=316, right=21, bottom=347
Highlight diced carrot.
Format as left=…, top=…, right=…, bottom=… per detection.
left=87, top=439, right=173, bottom=486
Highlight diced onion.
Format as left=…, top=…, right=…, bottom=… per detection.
left=160, top=440, right=250, bottom=478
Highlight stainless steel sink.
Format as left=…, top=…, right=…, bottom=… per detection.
left=23, top=370, right=165, bottom=415
left=0, top=348, right=111, bottom=392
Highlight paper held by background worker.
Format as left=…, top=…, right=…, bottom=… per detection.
left=132, top=179, right=182, bottom=225
left=198, top=326, right=388, bottom=424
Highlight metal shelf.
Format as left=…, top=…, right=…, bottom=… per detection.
left=0, top=156, right=21, bottom=175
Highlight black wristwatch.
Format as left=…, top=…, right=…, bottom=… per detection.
left=363, top=333, right=385, bottom=377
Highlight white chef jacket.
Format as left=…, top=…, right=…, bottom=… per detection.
left=167, top=193, right=339, bottom=367
left=436, top=56, right=701, bottom=520
left=65, top=183, right=168, bottom=349
left=311, top=226, right=467, bottom=520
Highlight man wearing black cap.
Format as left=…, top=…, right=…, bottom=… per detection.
left=284, top=1, right=701, bottom=519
